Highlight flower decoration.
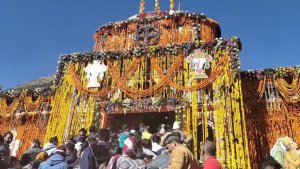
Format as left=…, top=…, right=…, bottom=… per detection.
left=242, top=65, right=300, bottom=79
left=97, top=11, right=207, bottom=34
left=122, top=99, right=134, bottom=109
left=134, top=25, right=160, bottom=48
left=106, top=96, right=188, bottom=113
left=1, top=38, right=242, bottom=99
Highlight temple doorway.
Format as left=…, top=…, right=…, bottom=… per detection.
left=197, top=122, right=215, bottom=159
left=107, top=111, right=175, bottom=133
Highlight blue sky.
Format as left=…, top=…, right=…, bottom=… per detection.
left=0, top=0, right=300, bottom=89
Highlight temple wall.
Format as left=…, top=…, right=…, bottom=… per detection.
left=242, top=73, right=300, bottom=169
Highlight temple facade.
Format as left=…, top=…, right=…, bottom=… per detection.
left=0, top=1, right=299, bottom=168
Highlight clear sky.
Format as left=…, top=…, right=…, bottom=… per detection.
left=0, top=0, right=300, bottom=89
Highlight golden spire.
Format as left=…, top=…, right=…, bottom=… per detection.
left=155, top=0, right=160, bottom=12
left=139, top=0, right=145, bottom=14
left=170, top=0, right=175, bottom=10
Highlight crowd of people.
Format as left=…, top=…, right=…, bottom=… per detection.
left=0, top=122, right=281, bottom=169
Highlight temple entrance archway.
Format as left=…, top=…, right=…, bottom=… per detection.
left=197, top=120, right=215, bottom=159
left=107, top=111, right=175, bottom=133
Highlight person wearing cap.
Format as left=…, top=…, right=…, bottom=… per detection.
left=163, top=133, right=200, bottom=169
left=38, top=145, right=68, bottom=169
left=172, top=121, right=185, bottom=143
left=141, top=126, right=152, bottom=140
left=118, top=124, right=130, bottom=148
left=116, top=137, right=146, bottom=169
left=43, top=136, right=58, bottom=156
left=20, top=139, right=45, bottom=167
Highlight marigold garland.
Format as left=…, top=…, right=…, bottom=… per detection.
left=242, top=75, right=266, bottom=102
left=212, top=53, right=251, bottom=168
left=15, top=115, right=47, bottom=158
left=243, top=75, right=300, bottom=168
left=108, top=54, right=183, bottom=98
left=44, top=66, right=75, bottom=143
left=0, top=97, right=20, bottom=116
left=24, top=95, right=44, bottom=112
left=275, top=77, right=300, bottom=103
left=191, top=87, right=198, bottom=158
left=40, top=45, right=251, bottom=168
left=44, top=64, right=98, bottom=143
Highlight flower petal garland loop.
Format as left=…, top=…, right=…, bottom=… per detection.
left=275, top=77, right=300, bottom=103
left=52, top=38, right=241, bottom=90
left=108, top=54, right=184, bottom=98
left=241, top=75, right=266, bottom=102
left=0, top=97, right=20, bottom=116
left=24, top=95, right=44, bottom=112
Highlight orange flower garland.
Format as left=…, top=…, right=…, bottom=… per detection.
left=24, top=95, right=44, bottom=112
left=242, top=76, right=266, bottom=102
left=15, top=115, right=47, bottom=157
left=108, top=54, right=183, bottom=98
left=0, top=97, right=19, bottom=116
left=275, top=76, right=300, bottom=103
left=65, top=51, right=229, bottom=99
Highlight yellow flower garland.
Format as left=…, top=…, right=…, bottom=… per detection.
left=191, top=87, right=198, bottom=158
left=212, top=52, right=251, bottom=168
left=44, top=63, right=96, bottom=143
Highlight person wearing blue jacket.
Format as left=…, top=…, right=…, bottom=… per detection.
left=39, top=145, right=68, bottom=169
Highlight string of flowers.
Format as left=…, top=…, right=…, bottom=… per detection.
left=191, top=87, right=198, bottom=158
left=24, top=95, right=44, bottom=112
left=95, top=11, right=207, bottom=34
left=0, top=97, right=20, bottom=116
left=0, top=37, right=241, bottom=100
left=52, top=38, right=241, bottom=89
left=242, top=66, right=300, bottom=104
left=275, top=76, right=300, bottom=103
left=210, top=49, right=251, bottom=168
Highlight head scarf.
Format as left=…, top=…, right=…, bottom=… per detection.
left=122, top=137, right=137, bottom=158
left=159, top=124, right=166, bottom=135
left=172, top=121, right=181, bottom=130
